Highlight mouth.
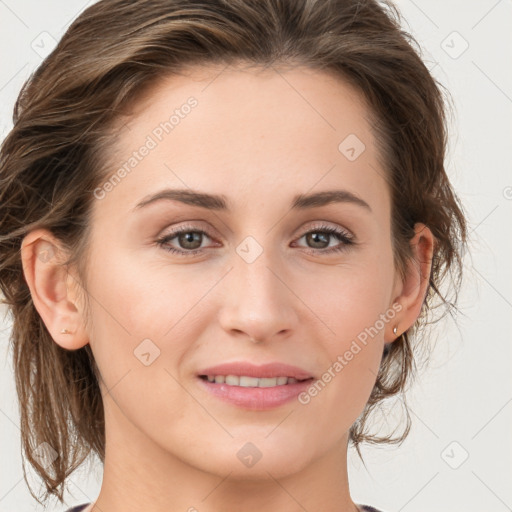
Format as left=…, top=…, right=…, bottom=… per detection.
left=196, top=372, right=315, bottom=410
left=198, top=374, right=314, bottom=387
left=195, top=362, right=315, bottom=409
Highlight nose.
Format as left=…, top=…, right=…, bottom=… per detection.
left=217, top=248, right=298, bottom=344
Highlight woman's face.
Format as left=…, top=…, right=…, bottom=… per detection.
left=28, top=64, right=432, bottom=481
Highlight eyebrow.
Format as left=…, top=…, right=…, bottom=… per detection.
left=133, top=188, right=372, bottom=213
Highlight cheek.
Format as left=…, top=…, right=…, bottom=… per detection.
left=84, top=260, right=190, bottom=433
left=85, top=246, right=216, bottom=396
left=294, top=258, right=391, bottom=403
left=87, top=245, right=189, bottom=337
left=298, top=260, right=392, bottom=343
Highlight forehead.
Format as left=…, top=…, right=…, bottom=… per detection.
left=96, top=63, right=388, bottom=220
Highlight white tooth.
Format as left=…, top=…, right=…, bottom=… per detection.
left=258, top=377, right=278, bottom=387
left=208, top=375, right=299, bottom=387
left=225, top=375, right=240, bottom=385
left=239, top=376, right=260, bottom=387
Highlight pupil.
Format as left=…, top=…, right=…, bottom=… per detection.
left=308, top=232, right=328, bottom=248
left=180, top=232, right=201, bottom=249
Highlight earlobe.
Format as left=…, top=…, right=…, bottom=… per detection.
left=20, top=229, right=89, bottom=350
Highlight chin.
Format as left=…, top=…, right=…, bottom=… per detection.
left=189, top=438, right=313, bottom=480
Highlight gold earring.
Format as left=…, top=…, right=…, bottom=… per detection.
left=61, top=328, right=72, bottom=334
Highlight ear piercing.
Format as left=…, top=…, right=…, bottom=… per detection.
left=393, top=326, right=398, bottom=335
left=60, top=328, right=73, bottom=334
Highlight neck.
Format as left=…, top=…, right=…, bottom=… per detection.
left=89, top=399, right=359, bottom=512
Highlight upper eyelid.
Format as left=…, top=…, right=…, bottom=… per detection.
left=160, top=222, right=353, bottom=245
left=161, top=220, right=352, bottom=236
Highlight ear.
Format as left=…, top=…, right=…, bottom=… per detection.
left=20, top=228, right=89, bottom=350
left=387, top=222, right=435, bottom=343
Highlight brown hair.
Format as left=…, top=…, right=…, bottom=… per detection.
left=0, top=0, right=468, bottom=505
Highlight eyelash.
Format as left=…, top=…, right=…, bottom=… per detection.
left=156, top=223, right=355, bottom=257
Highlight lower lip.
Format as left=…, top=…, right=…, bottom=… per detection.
left=197, top=377, right=314, bottom=410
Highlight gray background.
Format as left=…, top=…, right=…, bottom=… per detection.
left=1, top=1, right=511, bottom=511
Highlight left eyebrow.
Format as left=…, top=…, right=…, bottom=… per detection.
left=131, top=188, right=372, bottom=213
left=132, top=189, right=229, bottom=211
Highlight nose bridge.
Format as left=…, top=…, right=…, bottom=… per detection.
left=218, top=234, right=296, bottom=340
left=234, top=235, right=285, bottom=308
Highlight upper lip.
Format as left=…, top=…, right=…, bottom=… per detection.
left=197, top=362, right=314, bottom=380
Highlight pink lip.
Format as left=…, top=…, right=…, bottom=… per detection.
left=197, top=377, right=313, bottom=410
left=195, top=362, right=314, bottom=411
left=196, top=361, right=313, bottom=380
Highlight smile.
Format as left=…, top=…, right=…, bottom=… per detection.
left=199, top=375, right=313, bottom=387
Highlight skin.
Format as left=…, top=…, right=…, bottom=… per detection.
left=21, top=64, right=434, bottom=512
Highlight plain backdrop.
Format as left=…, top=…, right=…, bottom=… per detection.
left=1, top=1, right=511, bottom=511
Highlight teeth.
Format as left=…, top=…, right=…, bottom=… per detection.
left=205, top=375, right=303, bottom=387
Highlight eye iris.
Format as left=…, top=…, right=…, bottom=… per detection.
left=307, top=232, right=329, bottom=249
left=179, top=231, right=202, bottom=250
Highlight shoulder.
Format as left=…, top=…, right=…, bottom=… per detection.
left=64, top=504, right=91, bottom=512
left=358, top=505, right=387, bottom=512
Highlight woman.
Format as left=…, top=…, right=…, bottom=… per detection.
left=0, top=0, right=468, bottom=511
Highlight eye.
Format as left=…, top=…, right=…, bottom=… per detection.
left=156, top=224, right=215, bottom=257
left=293, top=223, right=355, bottom=255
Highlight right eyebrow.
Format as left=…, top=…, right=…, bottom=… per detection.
left=290, top=190, right=372, bottom=213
